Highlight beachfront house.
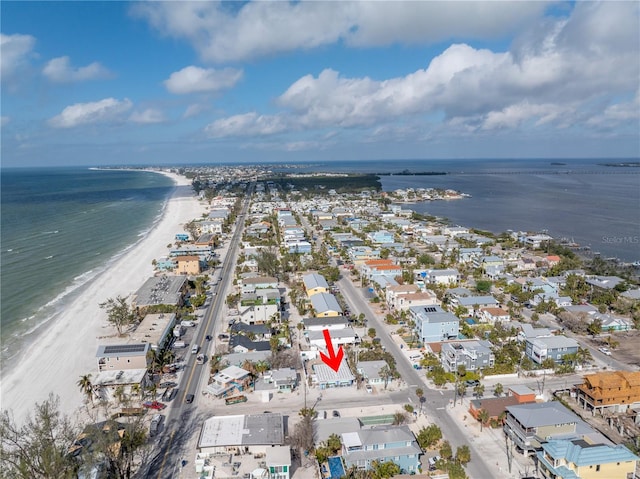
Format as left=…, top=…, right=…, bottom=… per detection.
left=96, top=343, right=151, bottom=372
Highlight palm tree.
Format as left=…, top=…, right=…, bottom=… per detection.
left=576, top=347, right=593, bottom=367
left=131, top=383, right=141, bottom=400
left=77, top=374, right=94, bottom=404
left=146, top=382, right=158, bottom=401
left=473, top=383, right=485, bottom=399
left=477, top=409, right=490, bottom=432
left=494, top=382, right=504, bottom=397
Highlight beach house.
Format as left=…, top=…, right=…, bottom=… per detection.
left=341, top=425, right=421, bottom=473
left=409, top=305, right=460, bottom=343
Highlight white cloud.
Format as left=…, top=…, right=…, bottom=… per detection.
left=164, top=65, right=242, bottom=94
left=183, top=103, right=209, bottom=118
left=204, top=112, right=287, bottom=138
left=1, top=33, right=36, bottom=79
left=48, top=98, right=132, bottom=128
left=1, top=116, right=9, bottom=127
left=42, top=56, right=111, bottom=83
left=587, top=91, right=640, bottom=128
left=132, top=1, right=547, bottom=62
left=481, top=102, right=567, bottom=130
left=129, top=108, right=166, bottom=124
left=205, top=2, right=638, bottom=140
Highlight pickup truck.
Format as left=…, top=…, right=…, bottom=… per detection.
left=196, top=353, right=205, bottom=365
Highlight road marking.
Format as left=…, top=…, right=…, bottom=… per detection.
left=437, top=407, right=445, bottom=410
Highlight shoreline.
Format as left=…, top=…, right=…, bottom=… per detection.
left=0, top=170, right=205, bottom=424
left=0, top=176, right=171, bottom=369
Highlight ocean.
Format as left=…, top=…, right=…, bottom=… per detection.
left=284, top=158, right=640, bottom=262
left=1, top=160, right=638, bottom=366
left=0, top=168, right=174, bottom=364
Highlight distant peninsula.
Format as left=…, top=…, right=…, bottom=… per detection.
left=599, top=161, right=640, bottom=167
left=376, top=170, right=447, bottom=176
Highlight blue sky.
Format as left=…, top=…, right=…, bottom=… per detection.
left=1, top=1, right=639, bottom=167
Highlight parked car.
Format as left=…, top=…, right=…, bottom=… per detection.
left=465, top=379, right=480, bottom=388
left=365, top=385, right=373, bottom=394
left=149, top=414, right=163, bottom=436
left=159, top=381, right=177, bottom=389
left=162, top=388, right=176, bottom=402
left=332, top=410, right=340, bottom=417
left=599, top=347, right=612, bottom=356
left=428, top=455, right=441, bottom=470
left=142, top=401, right=166, bottom=410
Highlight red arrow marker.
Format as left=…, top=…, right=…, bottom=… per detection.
left=319, top=329, right=344, bottom=372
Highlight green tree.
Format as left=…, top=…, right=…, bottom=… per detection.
left=379, top=365, right=393, bottom=389
left=455, top=444, right=471, bottom=465
left=576, top=347, right=593, bottom=367
left=371, top=461, right=400, bottom=479
left=416, top=424, right=442, bottom=449
left=475, top=280, right=492, bottom=293
left=494, top=383, right=504, bottom=397
left=447, top=461, right=468, bottom=479
left=77, top=374, right=94, bottom=404
left=393, top=411, right=407, bottom=425
left=473, top=383, right=485, bottom=399
left=477, top=409, right=490, bottom=432
left=439, top=440, right=453, bottom=460
left=0, top=394, right=79, bottom=479
left=255, top=247, right=281, bottom=278
left=99, top=296, right=137, bottom=335
left=587, top=318, right=603, bottom=337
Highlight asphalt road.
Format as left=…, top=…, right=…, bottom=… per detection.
left=337, top=272, right=494, bottom=479
left=143, top=184, right=254, bottom=479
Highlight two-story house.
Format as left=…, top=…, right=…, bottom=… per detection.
left=440, top=340, right=495, bottom=373
left=204, top=365, right=251, bottom=397
left=96, top=343, right=151, bottom=372
left=341, top=425, right=421, bottom=473
left=409, top=305, right=459, bottom=343
left=537, top=438, right=639, bottom=479
left=503, top=402, right=582, bottom=455
left=525, top=336, right=579, bottom=365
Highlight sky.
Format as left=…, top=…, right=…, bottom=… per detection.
left=1, top=1, right=639, bottom=167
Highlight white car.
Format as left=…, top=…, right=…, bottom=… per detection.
left=598, top=347, right=612, bottom=356
left=365, top=385, right=373, bottom=394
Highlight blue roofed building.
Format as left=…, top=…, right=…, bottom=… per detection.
left=536, top=438, right=639, bottom=479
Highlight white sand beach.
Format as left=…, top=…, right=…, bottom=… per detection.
left=0, top=171, right=205, bottom=424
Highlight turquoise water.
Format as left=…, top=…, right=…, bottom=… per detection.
left=0, top=167, right=174, bottom=362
